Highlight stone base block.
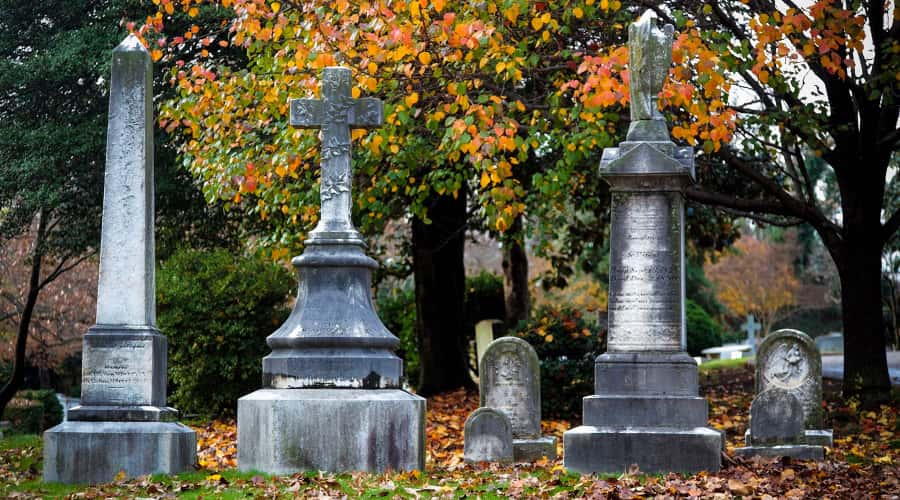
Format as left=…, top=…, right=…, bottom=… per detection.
left=805, top=429, right=833, bottom=447
left=734, top=445, right=824, bottom=460
left=238, top=389, right=425, bottom=473
left=595, top=352, right=699, bottom=396
left=513, top=436, right=557, bottom=462
left=743, top=428, right=833, bottom=447
left=583, top=395, right=708, bottom=428
left=563, top=426, right=721, bottom=474
left=43, top=421, right=196, bottom=484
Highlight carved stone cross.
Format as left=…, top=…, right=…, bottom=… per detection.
left=290, top=67, right=383, bottom=242
left=742, top=314, right=762, bottom=348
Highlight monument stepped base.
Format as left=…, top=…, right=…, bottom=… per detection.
left=563, top=426, right=722, bottom=474
left=513, top=437, right=557, bottom=462
left=238, top=389, right=425, bottom=473
left=43, top=421, right=196, bottom=484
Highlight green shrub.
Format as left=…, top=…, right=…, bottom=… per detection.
left=3, top=389, right=62, bottom=433
left=514, top=305, right=603, bottom=419
left=686, top=299, right=724, bottom=356
left=158, top=248, right=293, bottom=418
left=375, top=284, right=418, bottom=387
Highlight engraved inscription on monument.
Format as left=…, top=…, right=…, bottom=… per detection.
left=607, top=191, right=683, bottom=351
left=484, top=354, right=533, bottom=436
left=81, top=339, right=154, bottom=405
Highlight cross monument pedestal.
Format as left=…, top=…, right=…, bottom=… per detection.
left=237, top=67, right=425, bottom=473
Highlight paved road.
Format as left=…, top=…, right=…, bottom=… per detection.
left=821, top=351, right=900, bottom=386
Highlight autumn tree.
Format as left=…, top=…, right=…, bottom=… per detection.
left=707, top=235, right=800, bottom=342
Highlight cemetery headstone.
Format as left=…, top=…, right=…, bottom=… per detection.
left=475, top=319, right=501, bottom=367
left=237, top=67, right=425, bottom=473
left=477, top=337, right=556, bottom=461
left=563, top=10, right=722, bottom=474
left=734, top=388, right=825, bottom=460
left=752, top=328, right=832, bottom=446
left=43, top=35, right=196, bottom=484
left=464, top=408, right=514, bottom=463
left=741, top=314, right=762, bottom=356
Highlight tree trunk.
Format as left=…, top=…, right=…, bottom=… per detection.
left=0, top=212, right=47, bottom=417
left=502, top=215, right=530, bottom=327
left=412, top=190, right=473, bottom=395
left=836, top=237, right=892, bottom=404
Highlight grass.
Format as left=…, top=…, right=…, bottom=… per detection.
left=698, top=356, right=751, bottom=373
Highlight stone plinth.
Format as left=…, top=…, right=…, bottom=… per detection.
left=43, top=421, right=196, bottom=484
left=236, top=67, right=423, bottom=474
left=43, top=35, right=195, bottom=484
left=562, top=11, right=721, bottom=475
left=238, top=389, right=424, bottom=473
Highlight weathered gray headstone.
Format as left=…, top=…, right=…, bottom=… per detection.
left=238, top=67, right=425, bottom=473
left=734, top=388, right=825, bottom=460
left=754, top=328, right=832, bottom=446
left=563, top=10, right=721, bottom=474
left=43, top=35, right=196, bottom=484
left=478, top=337, right=556, bottom=461
left=464, top=407, right=514, bottom=463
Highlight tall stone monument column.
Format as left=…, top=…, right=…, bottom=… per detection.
left=563, top=11, right=722, bottom=474
left=237, top=67, right=425, bottom=473
left=43, top=35, right=196, bottom=484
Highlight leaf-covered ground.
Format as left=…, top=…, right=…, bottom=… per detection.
left=2, top=363, right=898, bottom=498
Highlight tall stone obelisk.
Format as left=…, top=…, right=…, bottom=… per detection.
left=237, top=67, right=425, bottom=473
left=563, top=11, right=722, bottom=474
left=43, top=35, right=196, bottom=484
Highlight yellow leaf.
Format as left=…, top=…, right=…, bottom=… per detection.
left=573, top=7, right=583, bottom=19
left=188, top=6, right=199, bottom=17
left=433, top=0, right=445, bottom=12
left=409, top=0, right=420, bottom=18
left=495, top=217, right=508, bottom=231
left=531, top=16, right=544, bottom=31
left=114, top=470, right=127, bottom=482
left=418, top=51, right=432, bottom=65
left=207, top=473, right=222, bottom=482
left=480, top=170, right=490, bottom=188
left=600, top=0, right=609, bottom=10
left=505, top=4, right=519, bottom=23
left=405, top=92, right=419, bottom=107
left=164, top=2, right=174, bottom=15
left=270, top=2, right=281, bottom=13
left=367, top=62, right=378, bottom=74
left=151, top=49, right=163, bottom=62
left=545, top=335, right=553, bottom=342
left=352, top=87, right=361, bottom=98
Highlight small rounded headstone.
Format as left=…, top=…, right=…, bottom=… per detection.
left=479, top=337, right=541, bottom=439
left=464, top=407, right=514, bottom=463
left=756, top=329, right=823, bottom=429
left=749, top=388, right=805, bottom=446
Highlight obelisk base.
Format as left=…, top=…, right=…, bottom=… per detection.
left=237, top=389, right=425, bottom=473
left=564, top=426, right=722, bottom=473
left=43, top=421, right=196, bottom=484
left=564, top=353, right=722, bottom=473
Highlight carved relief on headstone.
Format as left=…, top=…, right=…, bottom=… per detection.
left=756, top=329, right=823, bottom=429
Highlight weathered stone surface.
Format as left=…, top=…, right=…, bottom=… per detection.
left=43, top=34, right=195, bottom=484
left=479, top=337, right=558, bottom=461
left=564, top=426, right=721, bottom=474
left=757, top=329, right=825, bottom=429
left=237, top=389, right=425, bottom=473
left=562, top=11, right=720, bottom=474
left=464, top=408, right=513, bottom=464
left=95, top=34, right=156, bottom=328
left=480, top=337, right=541, bottom=438
left=748, top=388, right=805, bottom=446
left=43, top=421, right=195, bottom=484
left=734, top=445, right=825, bottom=460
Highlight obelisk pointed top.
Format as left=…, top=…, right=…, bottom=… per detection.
left=115, top=34, right=149, bottom=54
left=95, top=29, right=156, bottom=327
